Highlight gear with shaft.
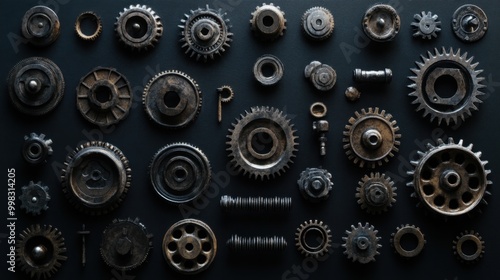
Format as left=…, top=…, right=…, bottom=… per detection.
left=356, top=172, right=396, bottom=215
left=411, top=11, right=441, bottom=40
left=342, top=222, right=381, bottom=264
left=453, top=230, right=485, bottom=264
left=19, top=181, right=50, bottom=215
left=295, top=220, right=332, bottom=258
left=115, top=4, right=163, bottom=51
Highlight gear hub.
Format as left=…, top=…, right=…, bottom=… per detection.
left=115, top=4, right=163, bottom=51
left=356, top=172, right=396, bottom=214
left=342, top=222, right=381, bottom=264
left=297, top=168, right=333, bottom=202
left=19, top=181, right=50, bottom=215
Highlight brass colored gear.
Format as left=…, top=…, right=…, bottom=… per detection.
left=390, top=224, right=426, bottom=258
left=356, top=172, right=396, bottom=214
left=115, top=4, right=163, bottom=51
left=342, top=222, right=381, bottom=264
left=295, top=220, right=332, bottom=258
left=453, top=230, right=485, bottom=263
left=75, top=11, right=102, bottom=41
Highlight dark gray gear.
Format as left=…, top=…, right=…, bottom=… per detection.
left=412, top=11, right=441, bottom=40
left=356, top=172, right=396, bottom=214
left=22, top=132, right=53, bottom=164
left=21, top=6, right=60, bottom=46
left=250, top=3, right=286, bottom=41
left=297, top=168, right=333, bottom=202
left=302, top=6, right=334, bottom=40
left=304, top=61, right=336, bottom=91
left=115, top=4, right=163, bottom=51
left=19, top=181, right=50, bottom=215
left=452, top=5, right=488, bottom=43
left=453, top=230, right=484, bottom=263
left=362, top=4, right=400, bottom=42
left=342, top=222, right=381, bottom=264
left=390, top=224, right=426, bottom=258
left=295, top=220, right=332, bottom=258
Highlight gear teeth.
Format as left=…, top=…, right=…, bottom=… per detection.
left=115, top=5, right=163, bottom=51
left=356, top=172, right=396, bottom=215
left=295, top=220, right=332, bottom=258
left=19, top=181, right=50, bottom=215
left=343, top=222, right=381, bottom=263
left=453, top=230, right=485, bottom=264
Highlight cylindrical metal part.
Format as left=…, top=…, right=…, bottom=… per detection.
left=353, top=68, right=392, bottom=83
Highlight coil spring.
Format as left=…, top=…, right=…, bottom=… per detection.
left=227, top=235, right=287, bottom=252
left=220, top=195, right=292, bottom=212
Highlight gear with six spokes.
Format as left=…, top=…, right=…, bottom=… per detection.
left=356, top=172, right=396, bottom=215
left=412, top=11, right=441, bottom=40
left=115, top=4, right=163, bottom=51
left=19, top=181, right=50, bottom=215
left=342, top=222, right=381, bottom=264
left=295, top=220, right=332, bottom=258
left=453, top=230, right=485, bottom=264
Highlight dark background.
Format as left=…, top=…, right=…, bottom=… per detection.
left=1, top=0, right=499, bottom=279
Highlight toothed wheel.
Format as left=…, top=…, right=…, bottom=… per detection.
left=342, top=222, right=381, bottom=264
left=22, top=132, right=53, bottom=164
left=297, top=168, right=333, bottom=202
left=408, top=138, right=491, bottom=217
left=227, top=106, right=298, bottom=180
left=411, top=11, right=441, bottom=40
left=356, top=172, right=396, bottom=214
left=408, top=47, right=485, bottom=126
left=343, top=107, right=400, bottom=168
left=115, top=4, right=163, bottom=51
left=295, top=220, right=332, bottom=258
left=250, top=3, right=286, bottom=41
left=453, top=230, right=484, bottom=263
left=390, top=224, right=426, bottom=258
left=19, top=181, right=50, bottom=215
left=302, top=7, right=334, bottom=40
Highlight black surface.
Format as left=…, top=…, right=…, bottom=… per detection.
left=1, top=0, right=499, bottom=279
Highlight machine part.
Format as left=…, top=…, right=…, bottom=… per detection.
left=453, top=230, right=484, bottom=263
left=115, top=4, right=163, bottom=51
left=75, top=11, right=102, bottom=41
left=77, top=224, right=90, bottom=267
left=227, top=106, right=298, bottom=180
left=342, top=222, right=381, bottom=264
left=391, top=225, right=425, bottom=258
left=297, top=168, right=333, bottom=202
left=302, top=7, right=334, bottom=40
left=452, top=5, right=488, bottom=43
left=22, top=132, right=53, bottom=164
left=304, top=61, right=336, bottom=91
left=220, top=196, right=292, bottom=213
left=362, top=4, right=400, bottom=42
left=353, top=68, right=392, bottom=83
left=295, top=220, right=332, bottom=258
left=408, top=47, right=485, bottom=126
left=217, top=85, right=234, bottom=123
left=61, top=141, right=131, bottom=215
left=100, top=218, right=152, bottom=271
left=253, top=54, right=284, bottom=86
left=312, top=120, right=329, bottom=156
left=356, top=172, right=396, bottom=215
left=227, top=235, right=287, bottom=252
left=310, top=102, right=327, bottom=118
left=162, top=219, right=217, bottom=275
left=345, top=86, right=361, bottom=102
left=19, top=181, right=50, bottom=215
left=7, top=57, right=64, bottom=116
left=150, top=143, right=211, bottom=204
left=412, top=11, right=441, bottom=40
left=250, top=3, right=286, bottom=41
left=408, top=138, right=491, bottom=217
left=180, top=5, right=232, bottom=61
left=343, top=107, right=401, bottom=168
left=21, top=6, right=60, bottom=46
left=143, top=70, right=202, bottom=129
left=17, top=224, right=67, bottom=279
left=77, top=67, right=132, bottom=126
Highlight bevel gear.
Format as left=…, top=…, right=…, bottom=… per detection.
left=297, top=168, right=333, bottom=202
left=295, top=220, right=332, bottom=258
left=408, top=47, right=485, bottom=126
left=302, top=6, right=334, bottom=40
left=356, top=172, right=396, bottom=215
left=227, top=106, right=298, bottom=180
left=17, top=224, right=67, bottom=279
left=343, top=107, right=400, bottom=168
left=19, top=181, right=50, bottom=215
left=453, top=230, right=484, bottom=263
left=22, top=132, right=53, bottom=164
left=342, top=222, right=381, bottom=264
left=179, top=5, right=232, bottom=62
left=390, top=224, right=426, bottom=258
left=250, top=3, right=286, bottom=41
left=115, top=4, right=163, bottom=51
left=412, top=11, right=441, bottom=40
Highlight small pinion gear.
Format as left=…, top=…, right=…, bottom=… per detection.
left=453, top=230, right=485, bottom=264
left=342, top=222, right=381, bottom=264
left=411, top=11, right=441, bottom=40
left=19, top=181, right=50, bottom=215
left=356, top=172, right=396, bottom=215
left=115, top=4, right=163, bottom=51
left=295, top=220, right=332, bottom=258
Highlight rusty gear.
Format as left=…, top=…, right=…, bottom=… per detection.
left=19, top=181, right=50, bottom=215
left=342, top=222, right=381, bottom=264
left=304, top=61, right=336, bottom=91
left=297, top=168, right=333, bottom=202
left=390, top=224, right=426, bottom=258
left=22, top=132, right=53, bottom=164
left=452, top=5, right=488, bottom=43
left=302, top=7, right=334, bottom=40
left=453, top=230, right=484, bottom=263
left=115, top=4, right=163, bottom=51
left=412, top=11, right=441, bottom=40
left=250, top=3, right=286, bottom=41
left=356, top=172, right=396, bottom=214
left=295, top=220, right=332, bottom=258
left=21, top=6, right=60, bottom=46
left=75, top=11, right=102, bottom=41
left=362, top=4, right=400, bottom=42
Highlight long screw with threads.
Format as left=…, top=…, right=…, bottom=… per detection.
left=220, top=195, right=292, bottom=213
left=227, top=235, right=287, bottom=252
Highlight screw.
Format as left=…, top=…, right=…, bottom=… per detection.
left=227, top=235, right=287, bottom=252
left=220, top=195, right=292, bottom=213
left=353, top=68, right=392, bottom=83
left=77, top=224, right=90, bottom=267
left=312, top=120, right=329, bottom=156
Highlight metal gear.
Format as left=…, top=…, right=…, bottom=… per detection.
left=227, top=106, right=298, bottom=180
left=75, top=11, right=102, bottom=41
left=356, top=172, right=396, bottom=215
left=343, top=107, right=400, bottom=168
left=250, top=3, right=286, bottom=41
left=100, top=218, right=153, bottom=271
left=408, top=47, right=485, bottom=126
left=22, top=132, right=53, bottom=164
left=408, top=138, right=491, bottom=217
left=412, top=11, right=441, bottom=40
left=297, top=168, right=333, bottom=202
left=362, top=4, right=400, bottom=42
left=7, top=57, right=64, bottom=116
left=302, top=7, right=334, bottom=41
left=143, top=70, right=202, bottom=129
left=295, top=220, right=332, bottom=258
left=453, top=230, right=484, bottom=263
left=342, top=222, right=381, bottom=264
left=390, top=224, right=426, bottom=258
left=150, top=143, right=211, bottom=204
left=179, top=5, right=232, bottom=62
left=19, top=181, right=50, bottom=215
left=115, top=4, right=163, bottom=51
left=452, top=4, right=488, bottom=43
left=21, top=6, right=60, bottom=46
left=304, top=61, right=336, bottom=91
left=17, top=224, right=67, bottom=279
left=253, top=54, right=284, bottom=86
left=61, top=141, right=131, bottom=215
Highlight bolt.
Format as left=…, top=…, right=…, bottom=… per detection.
left=353, top=68, right=392, bottom=83
left=77, top=224, right=90, bottom=267
left=313, top=120, right=329, bottom=156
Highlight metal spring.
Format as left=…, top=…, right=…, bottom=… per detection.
left=220, top=195, right=292, bottom=212
left=227, top=235, right=287, bottom=252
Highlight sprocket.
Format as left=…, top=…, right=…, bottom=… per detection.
left=411, top=11, right=441, bottom=40
left=342, top=222, right=381, bottom=264
left=295, top=219, right=332, bottom=258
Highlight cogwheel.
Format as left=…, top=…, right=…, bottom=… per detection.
left=217, top=85, right=234, bottom=103
left=75, top=11, right=102, bottom=41
left=453, top=230, right=484, bottom=264
left=411, top=11, right=441, bottom=40
left=343, top=107, right=400, bottom=168
left=342, top=222, right=381, bottom=264
left=227, top=106, right=298, bottom=180
left=19, top=181, right=50, bottom=215
left=390, top=224, right=426, bottom=258
left=22, top=132, right=53, bottom=164
left=297, top=167, right=333, bottom=202
left=356, top=172, right=396, bottom=214
left=250, top=3, right=286, bottom=41
left=295, top=220, right=332, bottom=258
left=407, top=138, right=491, bottom=217
left=408, top=47, right=485, bottom=126
left=180, top=5, right=232, bottom=61
left=115, top=4, right=163, bottom=51
left=302, top=7, right=334, bottom=40
left=17, top=224, right=67, bottom=279
left=61, top=141, right=131, bottom=215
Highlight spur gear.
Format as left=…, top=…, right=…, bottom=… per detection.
left=19, top=181, right=50, bottom=215
left=250, top=3, right=286, bottom=41
left=302, top=6, right=334, bottom=40
left=180, top=5, right=232, bottom=61
left=356, top=172, right=396, bottom=214
left=22, top=132, right=53, bottom=164
left=17, top=224, right=67, bottom=279
left=342, top=222, right=381, bottom=264
left=297, top=168, right=333, bottom=202
left=295, top=220, right=332, bottom=258
left=408, top=47, right=485, bottom=126
left=343, top=107, right=400, bottom=168
left=362, top=4, right=400, bottom=42
left=408, top=138, right=491, bottom=217
left=390, top=224, right=426, bottom=258
left=227, top=106, right=298, bottom=180
left=412, top=11, right=441, bottom=40
left=61, top=141, right=131, bottom=215
left=453, top=230, right=484, bottom=263
left=75, top=11, right=102, bottom=41
left=115, top=4, right=163, bottom=51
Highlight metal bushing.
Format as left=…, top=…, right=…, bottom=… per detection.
left=253, top=54, right=284, bottom=86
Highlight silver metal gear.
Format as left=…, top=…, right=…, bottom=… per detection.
left=343, top=107, right=400, bottom=168
left=227, top=106, right=298, bottom=180
left=297, top=168, right=333, bottom=202
left=342, top=222, right=381, bottom=264
left=302, top=6, right=334, bottom=41
left=356, top=172, right=396, bottom=215
left=453, top=230, right=485, bottom=263
left=390, top=224, right=426, bottom=258
left=250, top=3, right=286, bottom=41
left=408, top=47, right=485, bottom=126
left=22, top=132, right=53, bottom=164
left=115, top=4, right=163, bottom=51
left=412, top=11, right=441, bottom=40
left=295, top=220, right=332, bottom=258
left=19, top=181, right=50, bottom=215
left=452, top=4, right=488, bottom=43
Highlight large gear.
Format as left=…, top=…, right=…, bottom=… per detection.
left=342, top=222, right=381, bottom=264
left=390, top=224, right=426, bottom=258
left=295, top=220, right=332, bottom=258
left=227, top=106, right=298, bottom=180
left=301, top=6, right=334, bottom=41
left=343, top=107, right=400, bottom=168
left=22, top=132, right=53, bottom=164
left=17, top=224, right=67, bottom=279
left=453, top=230, right=484, bottom=263
left=19, top=181, right=50, bottom=215
left=250, top=3, right=286, bottom=41
left=356, top=172, right=396, bottom=215
left=115, top=4, right=163, bottom=51
left=179, top=5, right=232, bottom=62
left=408, top=47, right=485, bottom=126
left=297, top=168, right=333, bottom=202
left=411, top=11, right=441, bottom=40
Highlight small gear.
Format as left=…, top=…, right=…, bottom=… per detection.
left=22, top=132, right=53, bottom=164
left=180, top=5, right=232, bottom=61
left=250, top=3, right=286, bottom=41
left=297, top=168, right=333, bottom=202
left=253, top=54, right=284, bottom=86
left=342, top=222, right=381, bottom=264
left=227, top=106, right=298, bottom=180
left=343, top=107, right=400, bottom=168
left=452, top=4, right=488, bottom=43
left=295, top=220, right=332, bottom=258
left=100, top=217, right=153, bottom=271
left=408, top=47, right=485, bottom=126
left=19, top=181, right=50, bottom=215
left=304, top=61, right=336, bottom=91
left=217, top=85, right=234, bottom=103
left=453, top=230, right=484, bottom=263
left=356, top=172, right=396, bottom=215
left=302, top=7, right=334, bottom=40
left=75, top=11, right=102, bottom=41
left=390, top=224, right=426, bottom=258
left=115, top=4, right=163, bottom=51
left=21, top=6, right=60, bottom=46
left=412, top=11, right=441, bottom=40
left=17, top=224, right=67, bottom=279
left=362, top=4, right=400, bottom=42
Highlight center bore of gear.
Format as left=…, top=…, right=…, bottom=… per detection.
left=295, top=220, right=332, bottom=258
left=356, top=172, right=396, bottom=214
left=342, top=222, right=381, bottom=264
